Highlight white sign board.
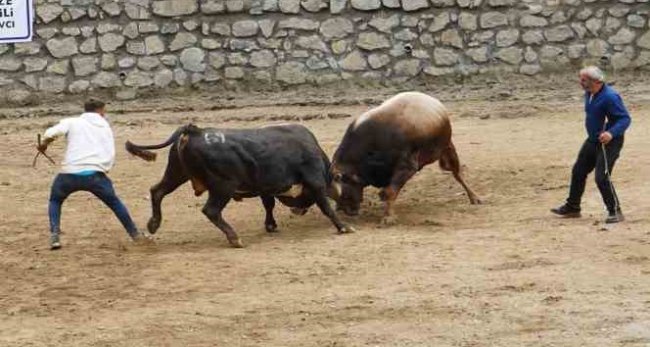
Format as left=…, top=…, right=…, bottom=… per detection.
left=0, top=0, right=33, bottom=43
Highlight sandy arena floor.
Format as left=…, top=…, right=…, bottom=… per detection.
left=1, top=75, right=650, bottom=346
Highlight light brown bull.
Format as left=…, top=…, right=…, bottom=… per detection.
left=331, top=91, right=481, bottom=224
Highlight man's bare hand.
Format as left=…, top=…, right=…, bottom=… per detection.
left=598, top=131, right=613, bottom=144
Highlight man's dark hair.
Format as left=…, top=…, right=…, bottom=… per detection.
left=84, top=99, right=105, bottom=112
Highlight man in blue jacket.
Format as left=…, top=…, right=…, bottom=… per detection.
left=551, top=66, right=631, bottom=223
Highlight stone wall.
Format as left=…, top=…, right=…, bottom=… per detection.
left=1, top=0, right=649, bottom=103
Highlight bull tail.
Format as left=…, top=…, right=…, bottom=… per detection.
left=125, top=124, right=197, bottom=162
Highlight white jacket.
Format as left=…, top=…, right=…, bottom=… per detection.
left=44, top=112, right=115, bottom=174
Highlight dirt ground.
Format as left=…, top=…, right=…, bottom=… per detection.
left=2, top=74, right=650, bottom=347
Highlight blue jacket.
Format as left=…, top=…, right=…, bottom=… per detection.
left=584, top=84, right=631, bottom=143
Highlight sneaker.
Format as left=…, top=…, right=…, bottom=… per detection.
left=550, top=204, right=581, bottom=218
left=605, top=209, right=625, bottom=224
left=50, top=234, right=61, bottom=250
left=132, top=232, right=154, bottom=245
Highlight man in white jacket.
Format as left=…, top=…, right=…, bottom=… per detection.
left=38, top=99, right=145, bottom=249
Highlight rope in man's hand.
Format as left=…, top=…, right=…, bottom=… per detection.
left=32, top=134, right=56, bottom=168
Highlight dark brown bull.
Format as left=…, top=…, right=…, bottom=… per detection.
left=126, top=123, right=353, bottom=248
left=331, top=91, right=481, bottom=224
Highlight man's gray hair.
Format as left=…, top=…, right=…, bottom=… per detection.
left=580, top=66, right=605, bottom=82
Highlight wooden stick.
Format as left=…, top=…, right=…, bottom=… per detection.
left=32, top=134, right=56, bottom=167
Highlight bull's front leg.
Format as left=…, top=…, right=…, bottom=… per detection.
left=379, top=156, right=418, bottom=225
left=260, top=196, right=278, bottom=233
left=202, top=194, right=243, bottom=248
left=314, top=188, right=356, bottom=234
left=303, top=177, right=355, bottom=234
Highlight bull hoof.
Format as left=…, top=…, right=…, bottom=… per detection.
left=229, top=238, right=244, bottom=248
left=470, top=197, right=483, bottom=205
left=338, top=225, right=356, bottom=234
left=381, top=215, right=397, bottom=226
left=265, top=223, right=279, bottom=233
left=378, top=190, right=388, bottom=201
left=147, top=218, right=160, bottom=234
left=290, top=207, right=308, bottom=216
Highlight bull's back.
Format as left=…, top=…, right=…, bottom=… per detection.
left=230, top=123, right=325, bottom=169
left=256, top=123, right=330, bottom=173
left=199, top=123, right=318, bottom=150
left=354, top=92, right=451, bottom=143
left=257, top=123, right=320, bottom=148
left=186, top=123, right=328, bottom=194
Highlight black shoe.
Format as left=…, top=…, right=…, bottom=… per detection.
left=550, top=204, right=581, bottom=218
left=50, top=234, right=61, bottom=250
left=605, top=209, right=625, bottom=224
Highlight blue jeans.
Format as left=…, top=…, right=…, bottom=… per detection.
left=49, top=172, right=139, bottom=238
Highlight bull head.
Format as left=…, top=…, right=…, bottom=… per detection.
left=330, top=163, right=364, bottom=216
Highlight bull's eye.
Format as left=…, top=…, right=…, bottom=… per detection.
left=334, top=173, right=343, bottom=181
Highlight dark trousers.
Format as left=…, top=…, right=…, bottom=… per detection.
left=567, top=137, right=624, bottom=213
left=49, top=172, right=138, bottom=237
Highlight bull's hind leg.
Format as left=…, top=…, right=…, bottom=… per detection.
left=439, top=141, right=482, bottom=204
left=379, top=154, right=418, bottom=225
left=202, top=194, right=243, bottom=248
left=148, top=148, right=189, bottom=234
left=261, top=196, right=278, bottom=233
